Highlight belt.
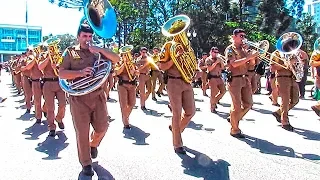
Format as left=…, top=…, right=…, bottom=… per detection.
left=248, top=70, right=255, bottom=72
left=276, top=75, right=293, bottom=78
left=232, top=74, right=248, bottom=78
left=43, top=77, right=59, bottom=82
left=31, top=78, right=41, bottom=82
left=168, top=75, right=182, bottom=79
left=208, top=74, right=221, bottom=79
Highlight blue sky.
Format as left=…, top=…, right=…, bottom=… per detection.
left=0, top=0, right=313, bottom=36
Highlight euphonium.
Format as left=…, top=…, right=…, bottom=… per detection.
left=161, top=14, right=197, bottom=83
left=276, top=32, right=304, bottom=82
left=32, top=42, right=46, bottom=64
left=58, top=0, right=117, bottom=96
left=44, top=37, right=62, bottom=76
left=118, top=45, right=136, bottom=81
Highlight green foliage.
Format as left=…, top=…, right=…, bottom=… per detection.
left=43, top=34, right=77, bottom=51
left=296, top=13, right=318, bottom=55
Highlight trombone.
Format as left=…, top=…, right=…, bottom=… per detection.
left=242, top=39, right=288, bottom=69
left=243, top=32, right=303, bottom=70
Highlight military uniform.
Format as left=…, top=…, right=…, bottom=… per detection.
left=150, top=55, right=165, bottom=100
left=205, top=56, right=226, bottom=112
left=309, top=51, right=320, bottom=116
left=270, top=50, right=299, bottom=131
left=225, top=44, right=253, bottom=136
left=28, top=55, right=45, bottom=123
left=115, top=61, right=137, bottom=128
left=40, top=54, right=66, bottom=136
left=198, top=58, right=208, bottom=96
left=136, top=56, right=151, bottom=109
left=159, top=43, right=195, bottom=153
left=20, top=57, right=33, bottom=112
left=60, top=44, right=109, bottom=167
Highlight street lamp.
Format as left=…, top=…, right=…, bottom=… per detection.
left=187, top=30, right=198, bottom=57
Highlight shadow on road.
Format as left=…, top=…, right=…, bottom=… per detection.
left=292, top=107, right=310, bottom=111
left=178, top=147, right=230, bottom=180
left=239, top=135, right=320, bottom=161
left=187, top=121, right=203, bottom=130
left=123, top=125, right=150, bottom=145
left=22, top=120, right=48, bottom=140
left=251, top=107, right=273, bottom=115
left=294, top=128, right=320, bottom=141
left=156, top=100, right=170, bottom=105
left=142, top=108, right=165, bottom=117
left=78, top=162, right=115, bottom=180
left=35, top=131, right=69, bottom=160
left=17, top=112, right=34, bottom=121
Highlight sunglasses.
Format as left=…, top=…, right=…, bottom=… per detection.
left=239, top=34, right=247, bottom=38
left=141, top=51, right=147, bottom=53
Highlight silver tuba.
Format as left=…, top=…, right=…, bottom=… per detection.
left=57, top=0, right=117, bottom=96
left=276, top=32, right=304, bottom=82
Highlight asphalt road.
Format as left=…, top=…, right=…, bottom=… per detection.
left=0, top=70, right=320, bottom=180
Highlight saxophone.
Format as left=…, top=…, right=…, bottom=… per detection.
left=160, top=15, right=197, bottom=83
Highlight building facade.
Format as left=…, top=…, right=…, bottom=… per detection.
left=0, top=24, right=42, bottom=62
left=307, top=0, right=320, bottom=33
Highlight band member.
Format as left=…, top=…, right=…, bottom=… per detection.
left=244, top=44, right=259, bottom=94
left=12, top=56, right=23, bottom=95
left=270, top=49, right=300, bottom=131
left=136, top=47, right=152, bottom=110
left=23, top=47, right=45, bottom=123
left=59, top=23, right=119, bottom=176
left=159, top=43, right=196, bottom=154
left=150, top=47, right=165, bottom=101
left=115, top=53, right=138, bottom=129
left=297, top=50, right=309, bottom=98
left=198, top=52, right=209, bottom=96
left=268, top=65, right=279, bottom=106
left=225, top=29, right=258, bottom=138
left=206, top=47, right=226, bottom=113
left=309, top=50, right=320, bottom=116
left=20, top=51, right=34, bottom=113
left=38, top=48, right=66, bottom=137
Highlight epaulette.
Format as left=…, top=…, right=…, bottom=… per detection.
left=226, top=46, right=234, bottom=57
left=63, top=46, right=80, bottom=59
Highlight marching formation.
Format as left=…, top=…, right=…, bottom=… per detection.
left=1, top=0, right=320, bottom=177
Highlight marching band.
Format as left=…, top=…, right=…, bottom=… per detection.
left=1, top=1, right=320, bottom=177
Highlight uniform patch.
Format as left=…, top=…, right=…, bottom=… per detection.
left=227, top=48, right=233, bottom=57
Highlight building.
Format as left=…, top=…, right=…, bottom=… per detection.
left=0, top=24, right=42, bottom=62
left=307, top=0, right=320, bottom=33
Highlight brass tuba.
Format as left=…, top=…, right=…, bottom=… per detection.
left=276, top=32, right=304, bottom=82
left=161, top=14, right=197, bottom=83
left=44, top=37, right=62, bottom=76
left=58, top=0, right=117, bottom=96
left=117, top=45, right=136, bottom=81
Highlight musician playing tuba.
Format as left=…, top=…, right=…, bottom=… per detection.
left=115, top=45, right=138, bottom=129
left=270, top=32, right=307, bottom=131
left=158, top=15, right=197, bottom=154
left=59, top=23, right=119, bottom=176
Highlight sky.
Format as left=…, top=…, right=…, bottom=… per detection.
left=0, top=0, right=314, bottom=36
left=0, top=0, right=83, bottom=36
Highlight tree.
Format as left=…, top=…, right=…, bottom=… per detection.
left=296, top=13, right=318, bottom=54
left=257, top=0, right=293, bottom=37
left=43, top=34, right=77, bottom=51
